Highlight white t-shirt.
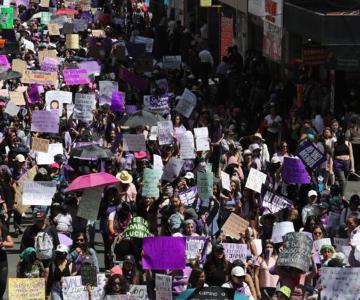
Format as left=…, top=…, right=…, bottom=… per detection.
left=264, top=114, right=282, bottom=134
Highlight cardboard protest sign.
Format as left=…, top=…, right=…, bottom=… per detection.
left=22, top=181, right=57, bottom=206
left=8, top=278, right=45, bottom=300
left=62, top=274, right=106, bottom=300
left=186, top=236, right=208, bottom=262
left=175, top=88, right=197, bottom=118
left=223, top=243, right=249, bottom=263
left=99, top=80, right=118, bottom=105
left=197, top=172, right=213, bottom=200
left=63, top=68, right=90, bottom=85
left=81, top=265, right=97, bottom=286
left=143, top=94, right=170, bottom=114
left=13, top=166, right=37, bottom=214
left=142, top=236, right=186, bottom=269
left=180, top=131, right=196, bottom=159
left=245, top=168, right=267, bottom=193
left=111, top=91, right=124, bottom=112
left=178, top=186, right=198, bottom=207
left=39, top=0, right=49, bottom=7
left=123, top=134, right=146, bottom=152
left=12, top=58, right=27, bottom=75
left=221, top=213, right=249, bottom=239
left=119, top=67, right=146, bottom=91
left=261, top=188, right=292, bottom=214
left=155, top=274, right=172, bottom=300
left=142, top=168, right=160, bottom=198
left=31, top=137, right=49, bottom=153
left=73, top=92, right=95, bottom=120
left=162, top=55, right=182, bottom=70
left=276, top=232, right=313, bottom=272
left=22, top=70, right=57, bottom=85
left=271, top=221, right=295, bottom=243
left=129, top=285, right=149, bottom=300
left=123, top=216, right=150, bottom=239
left=77, top=187, right=102, bottom=221
left=297, top=141, right=326, bottom=169
left=134, top=35, right=154, bottom=53
left=31, top=110, right=59, bottom=133
left=283, top=157, right=310, bottom=184
left=9, top=91, right=25, bottom=106
left=65, top=33, right=79, bottom=49
left=38, top=49, right=57, bottom=65
left=194, top=127, right=210, bottom=151
left=48, top=23, right=60, bottom=35
left=0, top=7, right=14, bottom=29
left=161, top=157, right=183, bottom=182
left=157, top=120, right=173, bottom=145
left=220, top=171, right=231, bottom=191
left=4, top=102, right=20, bottom=116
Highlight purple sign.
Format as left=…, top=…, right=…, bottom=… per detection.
left=16, top=0, right=30, bottom=8
left=63, top=68, right=90, bottom=85
left=27, top=84, right=41, bottom=103
left=283, top=157, right=310, bottom=184
left=78, top=61, right=101, bottom=75
left=119, top=67, right=146, bottom=91
left=41, top=57, right=59, bottom=72
left=297, top=141, right=326, bottom=169
left=142, top=236, right=186, bottom=270
left=111, top=91, right=124, bottom=112
left=260, top=187, right=293, bottom=214
left=31, top=110, right=59, bottom=133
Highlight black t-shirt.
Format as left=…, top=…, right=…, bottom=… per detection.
left=0, top=224, right=9, bottom=263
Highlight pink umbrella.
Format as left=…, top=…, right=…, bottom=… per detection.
left=66, top=172, right=119, bottom=192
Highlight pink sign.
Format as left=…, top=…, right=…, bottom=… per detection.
left=63, top=68, right=90, bottom=85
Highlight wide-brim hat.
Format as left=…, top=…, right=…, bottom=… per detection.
left=116, top=170, right=133, bottom=184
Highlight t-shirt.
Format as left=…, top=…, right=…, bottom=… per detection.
left=264, top=114, right=282, bottom=134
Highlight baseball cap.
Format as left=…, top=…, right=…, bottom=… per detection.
left=307, top=190, right=318, bottom=198
left=213, top=243, right=224, bottom=252
left=55, top=244, right=69, bottom=254
left=278, top=286, right=291, bottom=299
left=110, top=265, right=123, bottom=276
left=15, top=154, right=26, bottom=163
left=184, top=172, right=194, bottom=180
left=33, top=211, right=46, bottom=221
left=50, top=162, right=60, bottom=169
left=231, top=266, right=245, bottom=277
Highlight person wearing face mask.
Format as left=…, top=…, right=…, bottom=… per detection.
left=222, top=266, right=254, bottom=300
left=301, top=190, right=320, bottom=226
left=254, top=240, right=279, bottom=300
left=46, top=244, right=72, bottom=300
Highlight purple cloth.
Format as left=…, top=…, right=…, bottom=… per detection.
left=283, top=157, right=310, bottom=184
left=111, top=91, right=124, bottom=112
left=27, top=84, right=41, bottom=103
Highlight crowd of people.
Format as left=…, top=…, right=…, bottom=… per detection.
left=0, top=0, right=360, bottom=299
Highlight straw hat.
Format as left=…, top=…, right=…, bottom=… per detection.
left=116, top=170, right=133, bottom=184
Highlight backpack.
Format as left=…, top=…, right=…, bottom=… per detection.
left=34, top=231, right=54, bottom=260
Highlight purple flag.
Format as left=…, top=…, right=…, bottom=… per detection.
left=283, top=157, right=310, bottom=184
left=111, top=91, right=124, bottom=112
left=27, top=84, right=41, bottom=103
left=142, top=236, right=186, bottom=270
left=63, top=68, right=90, bottom=85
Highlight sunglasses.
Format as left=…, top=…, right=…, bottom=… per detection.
left=314, top=231, right=322, bottom=235
left=76, top=238, right=85, bottom=242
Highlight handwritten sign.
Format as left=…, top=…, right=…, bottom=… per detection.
left=180, top=131, right=196, bottom=159
left=0, top=7, right=13, bottom=29
left=186, top=236, right=208, bottom=263
left=220, top=171, right=231, bottom=191
left=261, top=188, right=292, bottom=214
left=123, top=216, right=150, bottom=239
left=162, top=55, right=182, bottom=70
left=99, top=80, right=118, bottom=105
left=271, top=221, right=295, bottom=244
left=32, top=137, right=50, bottom=153
left=161, top=157, right=183, bottom=182
left=157, top=121, right=173, bottom=145
left=31, top=110, right=59, bottom=133
left=245, top=168, right=267, bottom=193
left=179, top=186, right=198, bottom=207
left=65, top=33, right=80, bottom=49
left=143, top=94, right=170, bottom=114
left=12, top=59, right=27, bottom=74
left=62, top=274, right=106, bottom=300
left=142, top=168, right=160, bottom=198
left=4, top=102, right=20, bottom=116
left=81, top=265, right=97, bottom=286
left=73, top=93, right=95, bottom=121
left=175, top=88, right=197, bottom=118
left=221, top=213, right=249, bottom=240
left=223, top=243, right=249, bottom=263
left=41, top=57, right=60, bottom=72
left=22, top=181, right=57, bottom=206
left=123, top=134, right=146, bottom=152
left=134, top=36, right=154, bottom=53
left=197, top=172, right=213, bottom=200
left=129, top=285, right=149, bottom=300
left=63, top=68, right=90, bottom=85
left=155, top=274, right=172, bottom=300
left=194, top=127, right=210, bottom=151
left=297, top=141, right=326, bottom=169
left=22, top=70, right=57, bottom=85
left=9, top=91, right=26, bottom=106
left=8, top=278, right=45, bottom=300
left=77, top=188, right=103, bottom=221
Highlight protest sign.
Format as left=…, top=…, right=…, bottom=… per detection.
left=0, top=54, right=10, bottom=71
left=297, top=141, right=326, bottom=169
left=161, top=157, right=183, bottom=182
left=153, top=154, right=163, bottom=170
left=276, top=232, right=312, bottom=272
left=66, top=33, right=80, bottom=49
left=99, top=81, right=118, bottom=105
left=321, top=267, right=360, bottom=300
left=129, top=285, right=149, bottom=300
left=283, top=157, right=310, bottom=184
left=31, top=110, right=59, bottom=133
left=142, top=236, right=186, bottom=270
left=13, top=166, right=37, bottom=214
left=77, top=187, right=103, bottom=221
left=175, top=88, right=197, bottom=118
left=62, top=274, right=106, bottom=300
left=111, top=91, right=124, bottom=112
left=313, top=238, right=332, bottom=251
left=73, top=18, right=88, bottom=32
left=186, top=236, right=208, bottom=262
left=48, top=23, right=60, bottom=35
left=180, top=131, right=196, bottom=159
left=123, top=134, right=146, bottom=152
left=179, top=186, right=198, bottom=207
left=189, top=287, right=236, bottom=300
left=38, top=49, right=57, bottom=65
left=194, top=127, right=210, bottom=151
left=0, top=7, right=13, bottom=29
left=22, top=181, right=57, bottom=206
left=81, top=265, right=97, bottom=286
left=174, top=126, right=186, bottom=142
left=142, top=168, right=160, bottom=198
left=4, top=102, right=20, bottom=116
left=73, top=93, right=96, bottom=122
left=271, top=221, right=295, bottom=243
left=223, top=243, right=249, bottom=263
left=39, top=0, right=49, bottom=7
left=62, top=22, right=74, bottom=34
left=9, top=91, right=25, bottom=106
left=134, top=36, right=154, bottom=53
left=261, top=188, right=292, bottom=214
left=123, top=216, right=150, bottom=239
left=245, top=168, right=267, bottom=193
left=162, top=55, right=182, bottom=69
left=12, top=59, right=27, bottom=75
left=220, top=171, right=231, bottom=191
left=91, top=29, right=106, bottom=38
left=36, top=142, right=64, bottom=165
left=155, top=274, right=172, bottom=300
left=79, top=61, right=101, bottom=76
left=63, top=68, right=90, bottom=85
left=31, top=137, right=49, bottom=153
left=22, top=70, right=57, bottom=85
left=197, top=172, right=213, bottom=200
left=41, top=57, right=60, bottom=72
left=143, top=94, right=170, bottom=114
left=40, top=12, right=52, bottom=25
left=157, top=120, right=174, bottom=145
left=119, top=67, right=146, bottom=91
left=333, top=238, right=349, bottom=252
left=344, top=181, right=360, bottom=203
left=221, top=213, right=249, bottom=240
left=8, top=278, right=45, bottom=300
left=46, top=90, right=72, bottom=116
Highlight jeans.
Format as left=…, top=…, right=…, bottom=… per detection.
left=0, top=261, right=8, bottom=300
left=334, top=159, right=350, bottom=196
left=50, top=283, right=63, bottom=300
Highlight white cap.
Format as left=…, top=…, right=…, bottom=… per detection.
left=308, top=190, right=318, bottom=198
left=243, top=149, right=252, bottom=156
left=15, top=154, right=25, bottom=163
left=55, top=244, right=69, bottom=254
left=184, top=172, right=194, bottom=180
left=271, top=156, right=281, bottom=164
left=231, top=266, right=245, bottom=277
